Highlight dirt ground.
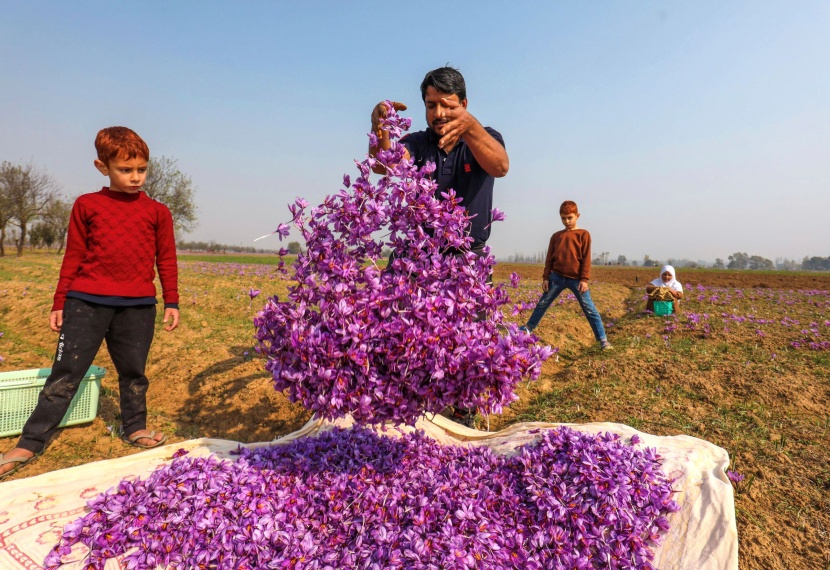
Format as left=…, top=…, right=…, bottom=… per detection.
left=2, top=257, right=829, bottom=569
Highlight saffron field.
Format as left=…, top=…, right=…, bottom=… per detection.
left=0, top=253, right=828, bottom=569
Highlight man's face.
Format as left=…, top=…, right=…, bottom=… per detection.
left=424, top=86, right=466, bottom=136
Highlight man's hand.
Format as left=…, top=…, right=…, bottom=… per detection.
left=578, top=281, right=589, bottom=294
left=434, top=97, right=477, bottom=151
left=542, top=279, right=550, bottom=292
left=370, top=101, right=408, bottom=174
left=371, top=101, right=408, bottom=138
left=163, top=308, right=180, bottom=332
left=49, top=310, right=63, bottom=332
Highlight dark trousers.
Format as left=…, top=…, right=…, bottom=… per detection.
left=17, top=298, right=156, bottom=454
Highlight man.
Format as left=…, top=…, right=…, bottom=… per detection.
left=370, top=66, right=508, bottom=254
left=369, top=66, right=509, bottom=427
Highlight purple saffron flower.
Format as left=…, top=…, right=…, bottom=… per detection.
left=253, top=104, right=551, bottom=425
left=726, top=469, right=745, bottom=484
left=46, top=426, right=680, bottom=570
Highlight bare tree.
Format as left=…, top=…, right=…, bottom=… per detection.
left=40, top=196, right=73, bottom=254
left=142, top=156, right=198, bottom=236
left=0, top=161, right=60, bottom=257
left=0, top=178, right=13, bottom=257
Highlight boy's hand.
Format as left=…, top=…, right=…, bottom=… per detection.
left=578, top=281, right=589, bottom=294
left=49, top=310, right=63, bottom=332
left=163, top=308, right=180, bottom=332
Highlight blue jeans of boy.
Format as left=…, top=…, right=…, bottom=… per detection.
left=524, top=272, right=607, bottom=342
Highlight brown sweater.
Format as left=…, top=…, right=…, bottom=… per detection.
left=542, top=228, right=592, bottom=282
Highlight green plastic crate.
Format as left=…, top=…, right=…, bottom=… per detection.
left=0, top=366, right=105, bottom=438
left=653, top=300, right=674, bottom=316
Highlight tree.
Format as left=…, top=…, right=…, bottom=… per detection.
left=775, top=257, right=800, bottom=271
left=28, top=222, right=57, bottom=250
left=713, top=258, right=725, bottom=269
left=643, top=255, right=658, bottom=267
left=801, top=256, right=830, bottom=271
left=0, top=177, right=12, bottom=257
left=616, top=254, right=628, bottom=266
left=592, top=251, right=609, bottom=265
left=748, top=255, right=774, bottom=270
left=40, top=196, right=73, bottom=254
left=142, top=156, right=198, bottom=235
left=287, top=241, right=302, bottom=254
left=0, top=161, right=60, bottom=257
left=727, top=252, right=749, bottom=270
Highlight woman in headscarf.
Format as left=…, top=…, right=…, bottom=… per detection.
left=646, top=265, right=684, bottom=314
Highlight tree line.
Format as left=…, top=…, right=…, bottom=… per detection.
left=0, top=158, right=197, bottom=257
left=507, top=249, right=829, bottom=272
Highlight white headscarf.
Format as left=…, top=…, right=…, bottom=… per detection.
left=651, top=265, right=683, bottom=292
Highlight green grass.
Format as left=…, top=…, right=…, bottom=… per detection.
left=178, top=253, right=287, bottom=265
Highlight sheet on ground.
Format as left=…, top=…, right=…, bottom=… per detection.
left=0, top=416, right=738, bottom=569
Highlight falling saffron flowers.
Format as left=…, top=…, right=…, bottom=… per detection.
left=253, top=101, right=551, bottom=425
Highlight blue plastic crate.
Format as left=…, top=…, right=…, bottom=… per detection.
left=0, top=366, right=105, bottom=438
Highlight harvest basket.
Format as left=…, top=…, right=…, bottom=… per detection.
left=653, top=300, right=674, bottom=316
left=0, top=366, right=105, bottom=438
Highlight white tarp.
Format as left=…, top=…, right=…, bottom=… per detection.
left=0, top=416, right=738, bottom=569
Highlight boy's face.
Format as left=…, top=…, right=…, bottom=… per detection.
left=94, top=155, right=148, bottom=194
left=560, top=211, right=580, bottom=231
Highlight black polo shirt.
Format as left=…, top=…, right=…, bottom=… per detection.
left=400, top=127, right=505, bottom=248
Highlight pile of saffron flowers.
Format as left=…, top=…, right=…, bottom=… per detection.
left=46, top=426, right=679, bottom=569
left=254, top=102, right=550, bottom=425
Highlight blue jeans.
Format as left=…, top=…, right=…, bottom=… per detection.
left=524, top=273, right=607, bottom=342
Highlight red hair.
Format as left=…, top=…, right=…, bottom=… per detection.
left=95, top=127, right=149, bottom=164
left=559, top=200, right=579, bottom=215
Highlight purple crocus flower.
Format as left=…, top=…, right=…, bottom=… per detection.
left=253, top=102, right=551, bottom=425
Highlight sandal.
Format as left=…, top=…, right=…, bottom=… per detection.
left=121, top=430, right=168, bottom=449
left=0, top=452, right=35, bottom=480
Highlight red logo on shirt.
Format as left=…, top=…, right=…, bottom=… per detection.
left=464, top=164, right=471, bottom=173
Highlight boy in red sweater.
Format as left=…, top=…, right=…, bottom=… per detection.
left=521, top=201, right=611, bottom=350
left=1, top=127, right=180, bottom=479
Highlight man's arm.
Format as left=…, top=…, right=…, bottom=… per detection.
left=369, top=101, right=410, bottom=175
left=435, top=98, right=509, bottom=178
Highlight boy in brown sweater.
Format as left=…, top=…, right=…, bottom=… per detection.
left=521, top=200, right=611, bottom=350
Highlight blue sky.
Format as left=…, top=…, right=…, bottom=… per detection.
left=2, top=1, right=828, bottom=264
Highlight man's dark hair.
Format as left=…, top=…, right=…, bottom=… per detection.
left=420, top=66, right=466, bottom=102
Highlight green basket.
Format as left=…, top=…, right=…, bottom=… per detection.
left=0, top=366, right=105, bottom=438
left=653, top=300, right=674, bottom=316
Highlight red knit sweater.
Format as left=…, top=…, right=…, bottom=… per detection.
left=52, top=188, right=179, bottom=311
